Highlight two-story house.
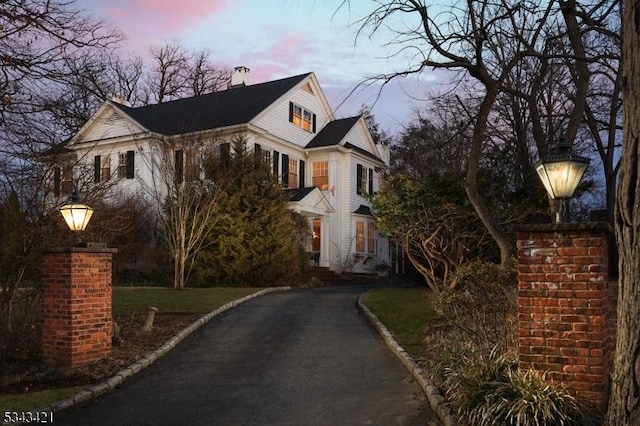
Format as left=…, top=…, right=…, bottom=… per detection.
left=62, top=67, right=390, bottom=274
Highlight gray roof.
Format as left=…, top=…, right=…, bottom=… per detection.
left=306, top=116, right=360, bottom=148
left=285, top=187, right=316, bottom=201
left=353, top=205, right=374, bottom=216
left=112, top=73, right=311, bottom=135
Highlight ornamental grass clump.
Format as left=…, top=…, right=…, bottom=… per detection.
left=443, top=349, right=591, bottom=426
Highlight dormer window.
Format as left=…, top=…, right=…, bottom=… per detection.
left=289, top=102, right=316, bottom=133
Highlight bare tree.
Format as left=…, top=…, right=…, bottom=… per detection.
left=350, top=0, right=618, bottom=265
left=138, top=135, right=232, bottom=289
left=144, top=41, right=231, bottom=103
left=187, top=50, right=231, bottom=96
left=607, top=0, right=640, bottom=422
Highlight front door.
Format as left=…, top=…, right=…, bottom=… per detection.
left=312, top=219, right=321, bottom=252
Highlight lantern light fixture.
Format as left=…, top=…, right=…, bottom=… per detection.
left=534, top=137, right=589, bottom=223
left=59, top=191, right=94, bottom=232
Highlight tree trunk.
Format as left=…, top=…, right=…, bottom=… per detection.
left=606, top=1, right=640, bottom=423
left=465, top=83, right=515, bottom=266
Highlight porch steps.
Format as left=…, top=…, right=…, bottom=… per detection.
left=309, top=266, right=348, bottom=285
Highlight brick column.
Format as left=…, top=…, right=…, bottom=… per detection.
left=515, top=222, right=612, bottom=410
left=41, top=247, right=118, bottom=367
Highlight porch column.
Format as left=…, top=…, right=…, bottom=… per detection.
left=321, top=216, right=331, bottom=268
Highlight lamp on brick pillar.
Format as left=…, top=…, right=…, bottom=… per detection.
left=41, top=191, right=116, bottom=367
left=534, top=137, right=589, bottom=223
left=59, top=191, right=93, bottom=246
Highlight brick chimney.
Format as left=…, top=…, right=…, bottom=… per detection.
left=230, top=66, right=251, bottom=88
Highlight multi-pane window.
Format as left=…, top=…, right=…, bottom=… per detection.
left=356, top=164, right=374, bottom=196
left=289, top=102, right=316, bottom=133
left=356, top=222, right=366, bottom=253
left=118, top=151, right=135, bottom=179
left=54, top=165, right=73, bottom=196
left=101, top=156, right=111, bottom=181
left=94, top=155, right=111, bottom=183
left=288, top=157, right=298, bottom=189
left=367, top=222, right=376, bottom=254
left=356, top=220, right=376, bottom=254
left=312, top=161, right=329, bottom=190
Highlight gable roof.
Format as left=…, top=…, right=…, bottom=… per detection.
left=285, top=186, right=316, bottom=201
left=111, top=73, right=311, bottom=136
left=305, top=116, right=360, bottom=148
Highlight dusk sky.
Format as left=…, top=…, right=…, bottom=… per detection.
left=79, top=0, right=449, bottom=137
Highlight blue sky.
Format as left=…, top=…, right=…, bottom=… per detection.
left=78, top=0, right=449, bottom=136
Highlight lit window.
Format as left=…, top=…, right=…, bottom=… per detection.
left=288, top=157, right=298, bottom=189
left=289, top=102, right=316, bottom=133
left=312, top=161, right=329, bottom=190
left=356, top=221, right=365, bottom=253
left=367, top=223, right=375, bottom=254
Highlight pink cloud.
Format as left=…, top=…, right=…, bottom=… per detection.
left=97, top=0, right=232, bottom=46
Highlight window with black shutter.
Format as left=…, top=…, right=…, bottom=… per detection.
left=54, top=167, right=61, bottom=196
left=356, top=164, right=363, bottom=195
left=273, top=150, right=279, bottom=177
left=282, top=154, right=289, bottom=187
left=175, top=149, right=184, bottom=184
left=94, top=156, right=101, bottom=183
left=368, top=168, right=374, bottom=195
left=126, top=150, right=135, bottom=179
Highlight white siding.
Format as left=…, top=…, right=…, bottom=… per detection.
left=81, top=111, right=142, bottom=142
left=253, top=87, right=331, bottom=149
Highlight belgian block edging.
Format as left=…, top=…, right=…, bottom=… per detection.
left=11, top=287, right=291, bottom=424
left=357, top=291, right=457, bottom=426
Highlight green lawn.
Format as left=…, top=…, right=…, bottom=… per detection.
left=1, top=287, right=264, bottom=412
left=363, top=287, right=438, bottom=358
left=0, top=387, right=86, bottom=413
left=112, top=287, right=262, bottom=315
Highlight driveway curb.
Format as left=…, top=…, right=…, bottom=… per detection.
left=11, top=287, right=291, bottom=424
left=357, top=290, right=457, bottom=426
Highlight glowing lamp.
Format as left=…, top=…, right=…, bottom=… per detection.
left=534, top=137, right=589, bottom=222
left=59, top=192, right=94, bottom=232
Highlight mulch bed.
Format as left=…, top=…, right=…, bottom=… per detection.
left=0, top=313, right=199, bottom=395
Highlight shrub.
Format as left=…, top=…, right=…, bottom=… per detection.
left=443, top=348, right=590, bottom=426
left=434, top=259, right=518, bottom=352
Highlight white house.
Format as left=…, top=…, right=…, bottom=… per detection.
left=61, top=67, right=390, bottom=274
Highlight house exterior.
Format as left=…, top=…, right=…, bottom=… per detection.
left=62, top=67, right=390, bottom=274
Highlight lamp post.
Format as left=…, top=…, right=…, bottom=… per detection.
left=59, top=191, right=93, bottom=245
left=534, top=137, right=589, bottom=223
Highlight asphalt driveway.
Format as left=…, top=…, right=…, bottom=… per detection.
left=55, top=285, right=440, bottom=425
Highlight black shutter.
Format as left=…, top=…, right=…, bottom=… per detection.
left=299, top=160, right=305, bottom=188
left=273, top=150, right=279, bottom=177
left=54, top=167, right=61, bottom=196
left=312, top=114, right=316, bottom=133
left=254, top=143, right=261, bottom=154
left=94, top=156, right=101, bottom=183
left=368, top=168, right=374, bottom=195
left=288, top=102, right=294, bottom=123
left=126, top=150, right=135, bottom=179
left=175, top=150, right=184, bottom=184
left=356, top=164, right=363, bottom=195
left=220, top=143, right=230, bottom=165
left=282, top=154, right=289, bottom=187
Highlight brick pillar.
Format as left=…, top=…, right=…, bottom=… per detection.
left=515, top=222, right=612, bottom=410
left=41, top=247, right=118, bottom=367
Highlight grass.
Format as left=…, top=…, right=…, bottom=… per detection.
left=0, top=387, right=86, bottom=413
left=112, top=287, right=262, bottom=315
left=1, top=287, right=264, bottom=412
left=363, top=287, right=437, bottom=358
